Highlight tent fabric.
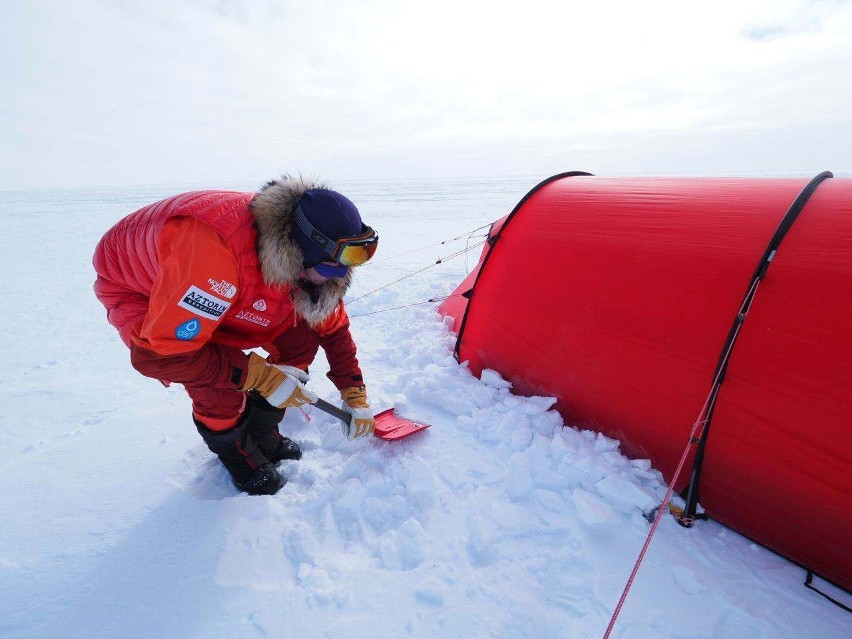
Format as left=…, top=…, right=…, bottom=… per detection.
left=438, top=174, right=852, bottom=591
left=439, top=216, right=507, bottom=334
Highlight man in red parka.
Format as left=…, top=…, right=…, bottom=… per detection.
left=93, top=176, right=378, bottom=495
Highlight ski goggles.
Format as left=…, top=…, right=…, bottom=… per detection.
left=295, top=204, right=379, bottom=267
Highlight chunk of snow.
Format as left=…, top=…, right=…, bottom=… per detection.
left=378, top=517, right=427, bottom=571
left=595, top=473, right=658, bottom=514
left=572, top=488, right=617, bottom=525
left=505, top=453, right=534, bottom=501
left=480, top=368, right=513, bottom=389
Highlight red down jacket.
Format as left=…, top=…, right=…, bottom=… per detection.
left=93, top=190, right=363, bottom=394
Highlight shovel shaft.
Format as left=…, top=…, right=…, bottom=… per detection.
left=313, top=397, right=351, bottom=424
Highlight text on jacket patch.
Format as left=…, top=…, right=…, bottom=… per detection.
left=235, top=309, right=271, bottom=327
left=178, top=286, right=231, bottom=321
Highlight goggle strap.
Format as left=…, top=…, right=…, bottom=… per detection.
left=294, top=204, right=338, bottom=257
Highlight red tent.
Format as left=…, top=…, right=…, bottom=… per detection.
left=439, top=172, right=852, bottom=591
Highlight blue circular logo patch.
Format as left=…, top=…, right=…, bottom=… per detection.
left=175, top=318, right=201, bottom=340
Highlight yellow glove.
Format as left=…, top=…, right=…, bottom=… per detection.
left=340, top=385, right=375, bottom=439
left=242, top=352, right=318, bottom=409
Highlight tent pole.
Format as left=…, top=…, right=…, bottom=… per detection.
left=682, top=171, right=833, bottom=521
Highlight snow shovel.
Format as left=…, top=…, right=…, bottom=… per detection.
left=312, top=398, right=430, bottom=441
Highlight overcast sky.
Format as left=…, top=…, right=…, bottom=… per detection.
left=1, top=0, right=850, bottom=189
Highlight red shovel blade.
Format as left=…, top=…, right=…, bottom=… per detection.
left=374, top=408, right=431, bottom=441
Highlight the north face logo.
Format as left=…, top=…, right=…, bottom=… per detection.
left=253, top=299, right=267, bottom=312
left=207, top=278, right=236, bottom=299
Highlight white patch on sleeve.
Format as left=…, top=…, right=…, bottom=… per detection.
left=177, top=285, right=232, bottom=321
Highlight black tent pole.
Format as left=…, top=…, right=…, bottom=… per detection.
left=682, top=171, right=833, bottom=522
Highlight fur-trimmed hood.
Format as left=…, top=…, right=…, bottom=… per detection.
left=250, top=176, right=353, bottom=326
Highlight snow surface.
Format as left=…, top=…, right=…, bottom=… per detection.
left=0, top=179, right=848, bottom=638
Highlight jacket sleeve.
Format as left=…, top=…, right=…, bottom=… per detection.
left=129, top=340, right=248, bottom=391
left=129, top=217, right=250, bottom=389
left=265, top=302, right=364, bottom=390
left=315, top=302, right=364, bottom=390
left=130, top=216, right=240, bottom=356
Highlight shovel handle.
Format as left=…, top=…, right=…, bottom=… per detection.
left=312, top=397, right=351, bottom=425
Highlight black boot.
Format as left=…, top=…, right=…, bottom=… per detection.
left=237, top=463, right=285, bottom=496
left=244, top=391, right=302, bottom=462
left=194, top=417, right=286, bottom=495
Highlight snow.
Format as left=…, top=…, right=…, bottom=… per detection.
left=0, top=178, right=848, bottom=638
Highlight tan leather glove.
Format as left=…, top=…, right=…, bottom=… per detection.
left=340, top=385, right=375, bottom=439
left=242, top=352, right=318, bottom=409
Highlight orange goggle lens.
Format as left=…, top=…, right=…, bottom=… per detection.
left=335, top=237, right=379, bottom=266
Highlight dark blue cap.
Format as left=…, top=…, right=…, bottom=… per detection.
left=292, top=189, right=362, bottom=268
